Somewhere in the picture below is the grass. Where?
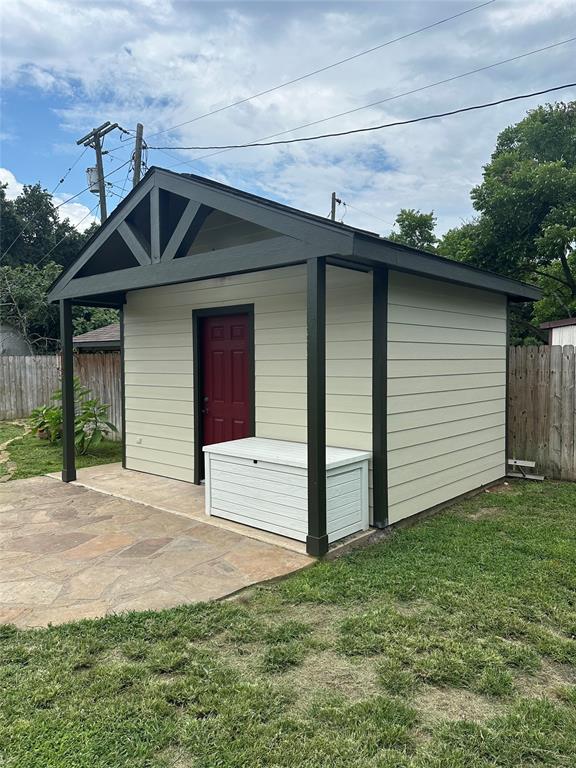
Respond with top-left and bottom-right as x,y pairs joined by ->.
1,480 -> 576,766
0,421 -> 122,480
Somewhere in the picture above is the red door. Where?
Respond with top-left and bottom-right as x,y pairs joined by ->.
201,314 -> 251,447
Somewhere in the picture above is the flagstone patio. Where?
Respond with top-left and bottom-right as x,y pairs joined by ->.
0,475 -> 310,628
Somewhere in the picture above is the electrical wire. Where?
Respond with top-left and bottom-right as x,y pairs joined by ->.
340,200 -> 396,230
35,202 -> 100,269
101,0 -> 495,159
51,146 -> 89,196
148,82 -> 576,152
0,158 -> 132,262
150,36 -> 576,166
141,0 -> 495,141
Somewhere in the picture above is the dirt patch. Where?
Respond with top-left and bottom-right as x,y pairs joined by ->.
516,660 -> 576,700
468,506 -> 504,521
283,650 -> 381,709
484,482 -> 520,495
415,685 -> 504,724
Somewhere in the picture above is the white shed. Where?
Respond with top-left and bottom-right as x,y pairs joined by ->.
540,318 -> 576,346
48,167 -> 541,556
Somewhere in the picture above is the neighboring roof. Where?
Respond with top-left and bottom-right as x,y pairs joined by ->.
48,166 -> 542,305
0,323 -> 30,355
540,318 -> 576,330
73,323 -> 120,349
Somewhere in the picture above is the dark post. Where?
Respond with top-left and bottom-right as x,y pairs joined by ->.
120,306 -> 127,469
60,299 -> 76,482
372,268 -> 388,527
306,257 -> 328,556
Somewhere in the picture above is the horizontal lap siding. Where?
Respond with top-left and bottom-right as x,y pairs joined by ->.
387,272 -> 506,524
124,264 -> 372,484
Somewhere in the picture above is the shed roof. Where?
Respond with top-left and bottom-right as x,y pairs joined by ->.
48,167 -> 542,306
539,318 -> 576,329
73,323 -> 120,349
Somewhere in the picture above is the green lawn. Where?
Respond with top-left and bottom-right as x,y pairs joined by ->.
0,421 -> 122,480
1,480 -> 576,766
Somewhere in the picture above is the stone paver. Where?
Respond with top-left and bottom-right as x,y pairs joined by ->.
0,476 -> 310,628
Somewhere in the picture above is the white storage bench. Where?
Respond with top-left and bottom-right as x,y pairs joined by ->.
203,437 -> 370,544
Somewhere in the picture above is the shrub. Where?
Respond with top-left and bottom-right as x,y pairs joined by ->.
29,377 -> 117,455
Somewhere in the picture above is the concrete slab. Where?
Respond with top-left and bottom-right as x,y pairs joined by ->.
0,476 -> 310,628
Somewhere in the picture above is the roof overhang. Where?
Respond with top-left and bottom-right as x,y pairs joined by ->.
48,166 -> 541,305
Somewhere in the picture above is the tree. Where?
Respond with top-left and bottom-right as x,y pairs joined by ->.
0,182 -> 113,351
0,182 -> 94,269
439,101 -> 576,335
389,208 -> 437,251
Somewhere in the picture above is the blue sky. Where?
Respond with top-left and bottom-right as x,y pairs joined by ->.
1,0 -> 575,236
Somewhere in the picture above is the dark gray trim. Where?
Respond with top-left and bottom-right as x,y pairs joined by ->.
157,169 -> 354,253
48,176 -> 155,299
353,237 -> 541,302
306,257 -> 328,557
162,199 -> 202,261
74,340 -> 121,351
48,166 -> 540,305
539,317 -> 576,329
192,304 -> 255,485
150,184 -> 161,263
120,306 -> 127,469
117,220 -> 151,266
372,268 -> 388,528
50,236 -> 313,301
505,298 -> 510,473
60,299 -> 76,483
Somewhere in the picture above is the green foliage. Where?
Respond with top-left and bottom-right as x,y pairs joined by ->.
2,481 -> 576,765
28,378 -> 117,455
28,404 -> 63,444
389,208 -> 437,251
439,101 -> 576,338
0,183 -> 109,352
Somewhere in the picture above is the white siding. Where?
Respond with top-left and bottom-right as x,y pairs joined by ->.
123,264 -> 372,483
387,272 -> 507,524
551,326 -> 576,346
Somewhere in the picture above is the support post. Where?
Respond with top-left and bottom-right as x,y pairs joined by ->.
306,257 -> 328,556
120,306 -> 127,469
372,268 -> 389,527
60,299 -> 76,482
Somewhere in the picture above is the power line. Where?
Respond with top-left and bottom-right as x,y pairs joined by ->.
152,36 -> 576,165
35,202 -> 100,269
340,201 -> 396,230
0,158 -> 132,262
148,82 -> 576,151
50,146 -> 89,196
140,0 -> 495,142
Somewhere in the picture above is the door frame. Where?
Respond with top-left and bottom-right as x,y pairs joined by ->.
192,304 -> 255,484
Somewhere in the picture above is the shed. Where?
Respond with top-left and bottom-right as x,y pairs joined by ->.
73,323 -> 121,351
540,318 -> 576,346
48,167 -> 541,555
0,322 -> 30,355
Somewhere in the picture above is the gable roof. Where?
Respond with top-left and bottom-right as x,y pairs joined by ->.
48,166 -> 541,305
540,318 -> 576,330
73,323 -> 120,349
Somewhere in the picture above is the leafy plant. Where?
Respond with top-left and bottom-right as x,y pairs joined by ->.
28,377 -> 117,455
29,404 -> 63,443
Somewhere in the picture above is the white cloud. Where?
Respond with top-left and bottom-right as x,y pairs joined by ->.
0,167 -> 98,232
2,0 -> 575,238
0,168 -> 24,199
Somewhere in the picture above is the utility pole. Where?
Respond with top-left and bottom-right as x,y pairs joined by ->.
132,123 -> 144,188
330,192 -> 341,221
77,121 -> 118,223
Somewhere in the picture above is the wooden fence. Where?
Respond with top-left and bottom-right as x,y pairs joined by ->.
508,345 -> 576,481
2,346 -> 576,478
0,353 -> 122,439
